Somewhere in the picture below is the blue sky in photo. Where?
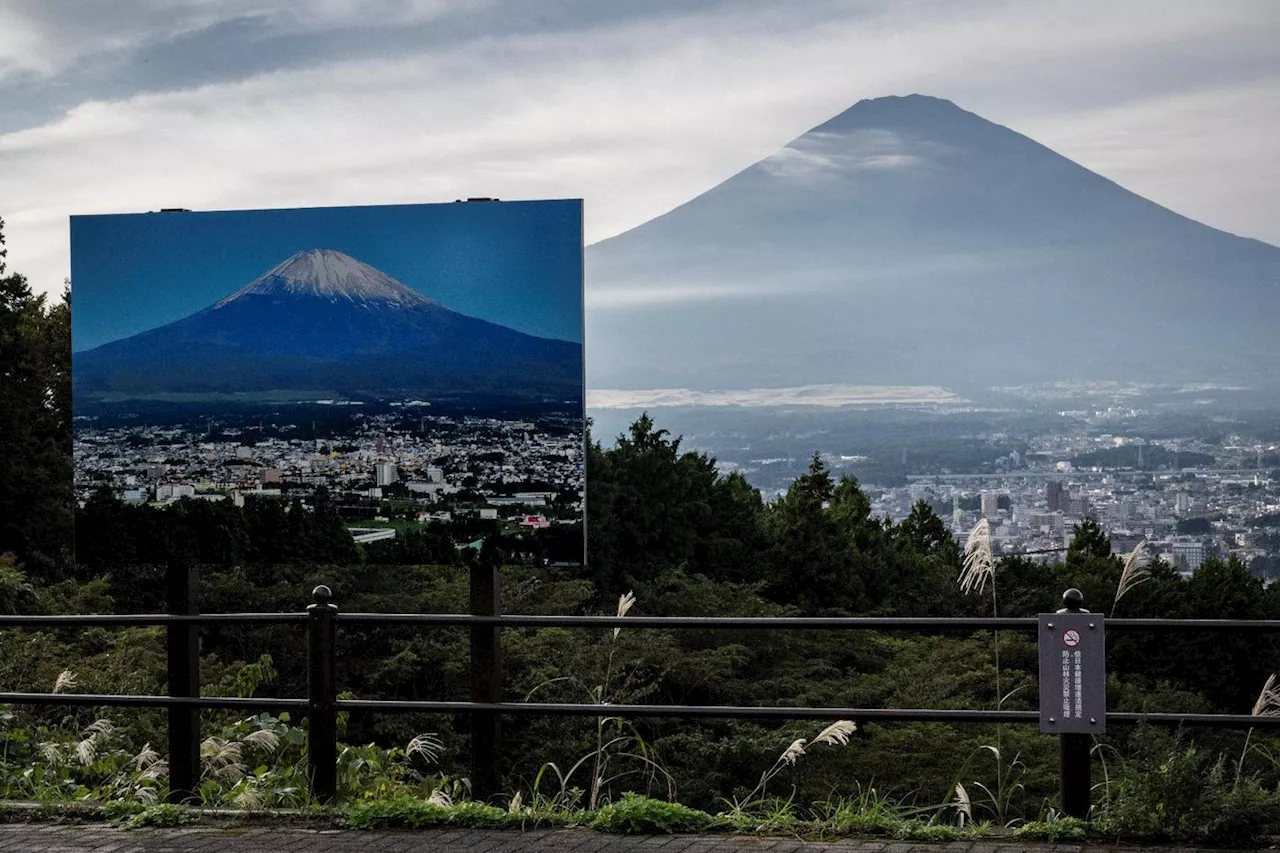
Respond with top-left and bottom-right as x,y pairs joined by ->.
71,199 -> 583,351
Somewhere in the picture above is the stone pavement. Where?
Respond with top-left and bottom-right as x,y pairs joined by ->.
0,825 -> 1254,853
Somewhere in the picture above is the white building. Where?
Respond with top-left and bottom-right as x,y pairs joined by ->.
1172,539 -> 1207,572
375,462 -> 398,487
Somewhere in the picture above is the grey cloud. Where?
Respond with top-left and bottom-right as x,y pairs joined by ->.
0,0 -> 1277,296
0,0 -> 873,131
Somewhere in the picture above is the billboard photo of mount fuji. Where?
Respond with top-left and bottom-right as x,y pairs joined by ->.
71,201 -> 586,561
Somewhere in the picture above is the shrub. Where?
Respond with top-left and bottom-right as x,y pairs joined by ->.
344,796 -> 509,830
590,793 -> 714,834
1098,730 -> 1280,845
892,820 -> 960,841
1015,816 -> 1087,842
119,804 -> 199,829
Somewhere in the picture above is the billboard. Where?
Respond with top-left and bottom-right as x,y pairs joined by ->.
71,200 -> 584,563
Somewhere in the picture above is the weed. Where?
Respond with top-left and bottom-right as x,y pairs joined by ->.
1098,728 -> 1280,845
525,591 -> 674,810
590,793 -> 714,834
810,783 -> 922,836
724,719 -> 856,819
893,819 -> 961,841
1015,814 -> 1088,842
118,803 -> 199,829
951,743 -> 1027,826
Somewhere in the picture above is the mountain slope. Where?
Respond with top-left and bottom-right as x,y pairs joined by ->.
75,249 -> 582,402
585,95 -> 1280,393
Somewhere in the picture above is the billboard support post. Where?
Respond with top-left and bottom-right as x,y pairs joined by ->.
307,585 -> 339,802
166,562 -> 200,804
470,551 -> 502,802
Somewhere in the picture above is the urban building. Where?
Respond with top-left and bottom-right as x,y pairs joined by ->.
1047,480 -> 1065,512
1172,539 -> 1207,572
375,462 -> 398,487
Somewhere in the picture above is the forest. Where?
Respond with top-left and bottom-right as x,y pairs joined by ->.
4,218 -> 1280,842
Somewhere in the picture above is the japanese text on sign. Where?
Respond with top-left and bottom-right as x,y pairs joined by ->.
1038,612 -> 1106,733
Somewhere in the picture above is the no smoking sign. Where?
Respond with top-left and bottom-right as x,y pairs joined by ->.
1039,611 -> 1106,733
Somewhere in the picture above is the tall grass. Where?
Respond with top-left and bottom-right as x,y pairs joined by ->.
1113,540 -> 1151,613
1236,673 -> 1280,790
526,590 -> 672,811
960,519 -> 999,706
723,720 -> 856,822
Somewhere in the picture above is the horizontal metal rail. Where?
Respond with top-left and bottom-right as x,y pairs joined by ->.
4,580 -> 1278,812
0,613 -> 307,627
5,691 -> 1277,731
1105,618 -> 1280,630
2,613 -> 1275,631
336,614 -> 1042,629
338,701 -> 1280,729
0,692 -> 307,711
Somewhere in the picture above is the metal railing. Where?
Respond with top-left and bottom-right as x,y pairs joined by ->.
2,562 -> 1279,818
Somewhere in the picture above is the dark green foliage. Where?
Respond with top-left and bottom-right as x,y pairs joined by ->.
1176,517 -> 1212,535
343,797 -> 521,829
0,219 -> 72,574
589,793 -> 714,834
1014,816 -> 1087,841
1099,728 -> 1280,845
764,456 -> 871,613
586,415 -> 768,591
77,487 -> 358,574
117,804 -> 199,829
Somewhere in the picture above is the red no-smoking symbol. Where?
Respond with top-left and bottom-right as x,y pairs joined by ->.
1062,629 -> 1081,647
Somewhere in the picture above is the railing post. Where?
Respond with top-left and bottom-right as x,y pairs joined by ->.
166,561 -> 200,804
470,552 -> 502,801
1058,587 -> 1092,819
307,584 -> 338,803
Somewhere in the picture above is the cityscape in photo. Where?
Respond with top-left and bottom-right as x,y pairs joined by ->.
71,200 -> 585,563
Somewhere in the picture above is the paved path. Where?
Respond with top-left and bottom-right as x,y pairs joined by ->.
0,825 -> 1252,853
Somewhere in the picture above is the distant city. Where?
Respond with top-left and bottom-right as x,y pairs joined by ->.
863,416 -> 1276,575
595,399 -> 1280,579
74,405 -> 584,552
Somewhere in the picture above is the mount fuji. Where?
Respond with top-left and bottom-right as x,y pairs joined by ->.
74,249 -> 582,403
585,94 -> 1280,395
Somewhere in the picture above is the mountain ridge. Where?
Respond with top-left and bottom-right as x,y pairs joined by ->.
75,249 -> 583,405
214,248 -> 438,309
585,94 -> 1280,393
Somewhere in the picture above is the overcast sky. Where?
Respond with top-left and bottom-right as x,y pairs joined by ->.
1,0 -> 1277,298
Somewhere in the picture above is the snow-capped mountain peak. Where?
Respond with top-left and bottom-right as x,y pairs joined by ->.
215,249 -> 435,308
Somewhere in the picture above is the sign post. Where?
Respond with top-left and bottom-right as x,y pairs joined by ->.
1039,588 -> 1105,819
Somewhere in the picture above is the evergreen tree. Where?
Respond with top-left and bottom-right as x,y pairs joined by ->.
765,455 -> 869,613
586,413 -> 764,591
0,219 -> 72,572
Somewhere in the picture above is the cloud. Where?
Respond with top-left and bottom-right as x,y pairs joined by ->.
0,0 -> 477,80
0,0 -> 268,79
587,384 -> 966,408
0,0 -> 1277,296
759,130 -> 931,179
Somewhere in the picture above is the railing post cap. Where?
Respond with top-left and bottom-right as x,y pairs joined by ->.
310,585 -> 335,610
1062,588 -> 1085,611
